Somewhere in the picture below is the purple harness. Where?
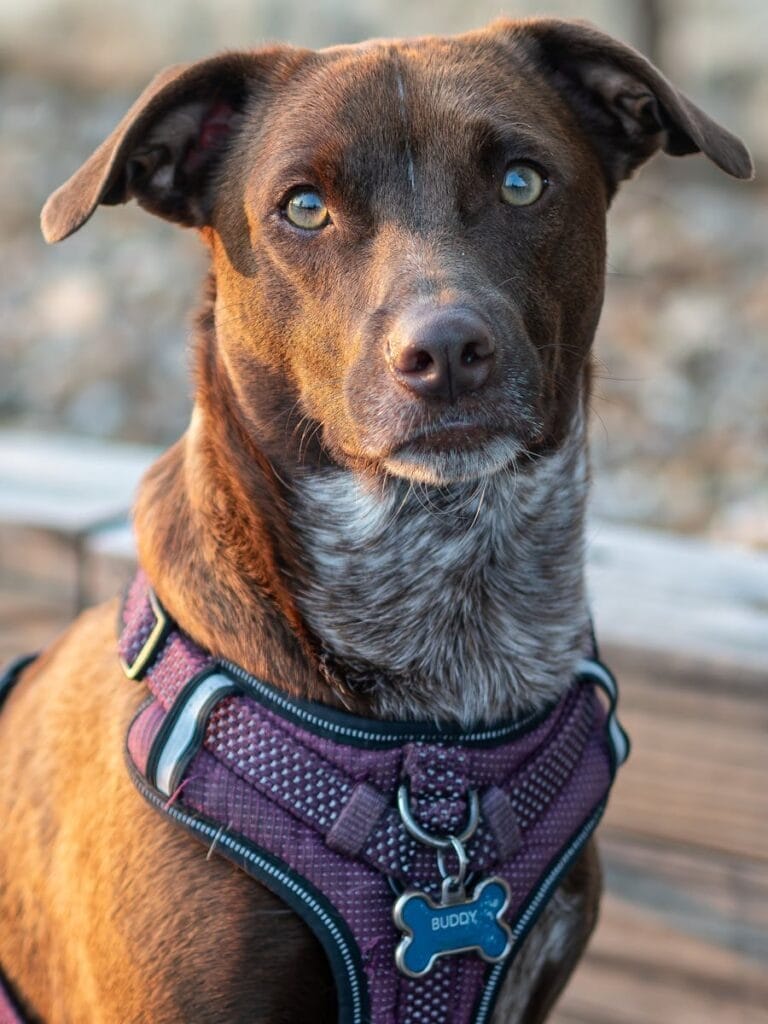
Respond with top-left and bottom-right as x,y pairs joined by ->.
0,576 -> 628,1024
121,572 -> 628,1023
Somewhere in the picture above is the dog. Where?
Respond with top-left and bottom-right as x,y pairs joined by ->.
0,17 -> 751,1024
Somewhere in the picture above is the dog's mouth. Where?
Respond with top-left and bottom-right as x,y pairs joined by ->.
327,401 -> 543,485
381,430 -> 524,485
390,420 -> 497,455
345,418 -> 527,485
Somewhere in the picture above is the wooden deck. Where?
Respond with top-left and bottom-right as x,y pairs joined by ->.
554,645 -> 767,1024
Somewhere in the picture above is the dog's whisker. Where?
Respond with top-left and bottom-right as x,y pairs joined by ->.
298,421 -> 324,463
467,478 -> 488,532
266,457 -> 294,493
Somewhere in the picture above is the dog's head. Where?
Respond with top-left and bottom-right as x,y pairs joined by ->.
42,19 -> 751,485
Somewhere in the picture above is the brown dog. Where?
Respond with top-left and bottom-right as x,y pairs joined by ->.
0,17 -> 751,1024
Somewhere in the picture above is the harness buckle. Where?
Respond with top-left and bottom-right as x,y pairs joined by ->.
120,588 -> 170,680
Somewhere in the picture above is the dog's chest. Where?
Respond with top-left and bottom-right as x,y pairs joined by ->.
291,440 -> 590,724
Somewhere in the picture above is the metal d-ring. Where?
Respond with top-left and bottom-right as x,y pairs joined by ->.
396,784 -> 480,851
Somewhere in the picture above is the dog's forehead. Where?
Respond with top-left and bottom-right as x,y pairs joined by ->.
253,37 -> 573,181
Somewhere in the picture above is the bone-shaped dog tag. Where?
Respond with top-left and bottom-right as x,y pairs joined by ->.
393,876 -> 513,978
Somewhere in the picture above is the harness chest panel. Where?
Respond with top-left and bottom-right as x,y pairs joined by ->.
120,572 -> 628,1024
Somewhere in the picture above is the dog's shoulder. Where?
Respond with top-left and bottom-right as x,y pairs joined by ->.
0,600 -> 338,1023
0,598 -> 128,763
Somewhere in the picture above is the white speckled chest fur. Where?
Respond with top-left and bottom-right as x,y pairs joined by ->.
292,413 -> 590,725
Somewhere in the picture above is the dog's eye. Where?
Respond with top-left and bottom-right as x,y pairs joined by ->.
500,164 -> 546,207
284,189 -> 330,230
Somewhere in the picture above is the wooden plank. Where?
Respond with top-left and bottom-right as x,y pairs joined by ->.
602,656 -> 768,861
555,646 -> 768,1022
554,893 -> 768,1024
599,831 -> 768,960
0,526 -> 81,597
587,522 -> 768,606
0,587 -> 70,663
603,642 -> 766,701
83,522 -> 137,605
605,719 -> 767,860
613,656 -> 768,724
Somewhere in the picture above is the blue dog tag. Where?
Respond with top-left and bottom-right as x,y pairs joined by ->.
393,876 -> 513,977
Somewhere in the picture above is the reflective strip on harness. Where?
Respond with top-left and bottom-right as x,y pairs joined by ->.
146,671 -> 239,795
577,657 -> 631,769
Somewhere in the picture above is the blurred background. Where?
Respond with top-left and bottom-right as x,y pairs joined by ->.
0,0 -> 766,543
0,3 -> 766,1023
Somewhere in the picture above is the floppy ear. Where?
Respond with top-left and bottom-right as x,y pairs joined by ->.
498,18 -> 753,191
41,50 -> 287,243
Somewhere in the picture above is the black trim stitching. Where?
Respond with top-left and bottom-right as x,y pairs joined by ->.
220,658 -> 565,750
0,962 -> 33,1024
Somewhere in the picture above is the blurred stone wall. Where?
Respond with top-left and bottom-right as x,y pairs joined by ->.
1,0 -> 766,545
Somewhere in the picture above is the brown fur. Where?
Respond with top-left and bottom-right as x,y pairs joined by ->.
1,18 -> 750,1023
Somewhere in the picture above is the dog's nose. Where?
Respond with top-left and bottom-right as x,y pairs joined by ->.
389,309 -> 496,401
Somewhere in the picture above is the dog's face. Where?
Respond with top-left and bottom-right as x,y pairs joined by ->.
41,20 -> 751,485
223,38 -> 607,485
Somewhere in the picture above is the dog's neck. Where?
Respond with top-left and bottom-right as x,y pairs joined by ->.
289,420 -> 591,725
134,313 -> 592,725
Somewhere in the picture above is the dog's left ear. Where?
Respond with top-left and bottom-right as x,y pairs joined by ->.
497,18 -> 753,190
41,49 -> 293,243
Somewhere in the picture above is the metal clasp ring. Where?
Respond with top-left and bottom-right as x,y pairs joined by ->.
437,834 -> 470,903
396,783 -> 480,850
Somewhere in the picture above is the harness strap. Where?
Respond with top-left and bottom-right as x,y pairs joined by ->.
0,655 -> 37,713
358,683 -> 596,880
327,782 -> 390,857
120,574 -> 629,888
480,787 -> 521,859
120,577 -> 614,888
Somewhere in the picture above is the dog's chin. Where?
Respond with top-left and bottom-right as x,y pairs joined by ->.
380,435 -> 523,485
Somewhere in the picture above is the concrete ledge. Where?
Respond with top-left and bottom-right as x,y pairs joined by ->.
587,523 -> 768,676
0,430 -> 158,534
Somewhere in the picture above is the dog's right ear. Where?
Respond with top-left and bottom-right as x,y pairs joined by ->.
490,18 -> 753,192
41,50 -> 290,243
